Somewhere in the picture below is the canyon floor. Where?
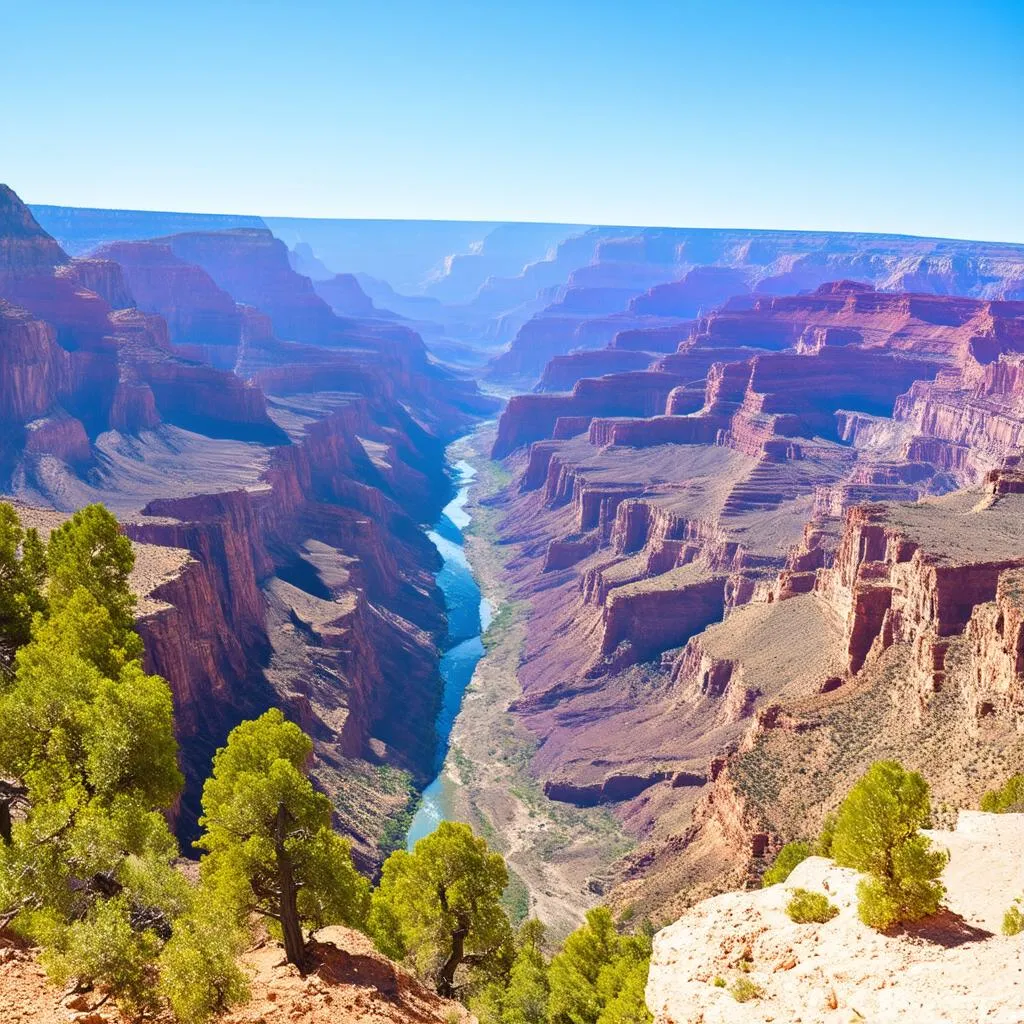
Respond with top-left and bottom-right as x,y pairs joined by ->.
428,426 -> 634,939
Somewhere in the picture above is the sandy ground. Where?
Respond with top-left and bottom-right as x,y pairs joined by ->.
0,926 -> 469,1024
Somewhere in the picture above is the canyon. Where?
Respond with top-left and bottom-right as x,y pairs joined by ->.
481,273 -> 1024,925
8,185 -> 1024,994
0,183 -> 497,867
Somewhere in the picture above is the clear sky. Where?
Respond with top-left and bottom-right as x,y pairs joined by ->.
3,0 -> 1022,241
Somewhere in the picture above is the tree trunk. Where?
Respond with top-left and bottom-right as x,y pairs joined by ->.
436,917 -> 468,998
0,800 -> 11,847
0,782 -> 26,847
274,802 -> 307,970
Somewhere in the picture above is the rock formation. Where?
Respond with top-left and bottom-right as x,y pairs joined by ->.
647,812 -> 1024,1024
484,274 -> 1024,922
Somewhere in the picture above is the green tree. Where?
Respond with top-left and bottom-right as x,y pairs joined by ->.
831,760 -> 946,930
370,820 -> 512,997
473,918 -> 550,1024
197,709 -> 369,969
0,503 -> 250,1021
548,908 -> 652,1024
0,576 -> 195,1011
596,958 -> 651,1024
46,504 -> 140,656
0,502 -> 46,674
981,774 -> 1024,813
158,900 -> 251,1024
761,841 -> 811,887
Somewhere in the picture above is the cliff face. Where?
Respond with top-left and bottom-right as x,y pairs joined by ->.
482,276 -> 1024,923
488,232 -> 1024,382
0,186 -> 285,490
0,183 -> 495,867
125,399 -> 451,859
95,239 -> 244,369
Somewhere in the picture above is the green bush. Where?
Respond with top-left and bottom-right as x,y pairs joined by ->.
981,775 -> 1024,813
728,977 -> 762,1003
761,842 -> 811,887
1003,900 -> 1024,937
832,761 -> 946,930
815,812 -> 837,856
785,888 -> 838,924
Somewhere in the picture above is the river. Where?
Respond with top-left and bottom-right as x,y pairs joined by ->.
406,455 -> 491,848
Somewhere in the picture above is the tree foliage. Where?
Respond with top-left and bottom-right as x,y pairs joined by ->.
197,708 -> 369,968
473,918 -> 550,1024
46,504 -> 139,647
0,502 -> 247,1021
0,502 -> 46,674
831,760 -> 946,930
980,774 -> 1024,813
761,841 -> 811,887
370,819 -> 512,997
547,907 -> 653,1024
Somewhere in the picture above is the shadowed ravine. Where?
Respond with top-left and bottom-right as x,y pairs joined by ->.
406,452 -> 492,848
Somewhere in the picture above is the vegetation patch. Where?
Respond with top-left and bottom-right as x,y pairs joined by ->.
785,888 -> 839,924
761,841 -> 811,887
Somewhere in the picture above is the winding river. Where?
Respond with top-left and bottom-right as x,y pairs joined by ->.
406,456 -> 491,848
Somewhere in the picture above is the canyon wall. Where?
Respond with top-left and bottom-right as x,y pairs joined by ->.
0,183 -> 496,868
484,276 -> 1024,922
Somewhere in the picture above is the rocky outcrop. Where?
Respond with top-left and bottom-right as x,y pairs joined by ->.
313,272 -> 380,317
492,371 -> 687,456
95,240 -> 244,368
0,301 -> 71,423
815,492 -> 1024,684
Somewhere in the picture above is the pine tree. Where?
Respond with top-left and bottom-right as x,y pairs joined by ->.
196,708 -> 370,969
831,760 -> 947,930
370,820 -> 513,997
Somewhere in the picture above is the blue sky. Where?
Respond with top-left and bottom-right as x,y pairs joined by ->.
3,0 -> 1022,240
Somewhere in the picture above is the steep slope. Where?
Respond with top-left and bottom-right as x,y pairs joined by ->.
481,280 -> 1024,921
0,183 -> 496,866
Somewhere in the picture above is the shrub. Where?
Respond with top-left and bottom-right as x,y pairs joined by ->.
712,976 -> 726,988
1003,900 -> 1024,937
831,761 -> 946,930
981,775 -> 1024,813
815,812 -> 837,856
785,888 -> 838,924
728,977 -> 762,1003
761,842 -> 811,887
